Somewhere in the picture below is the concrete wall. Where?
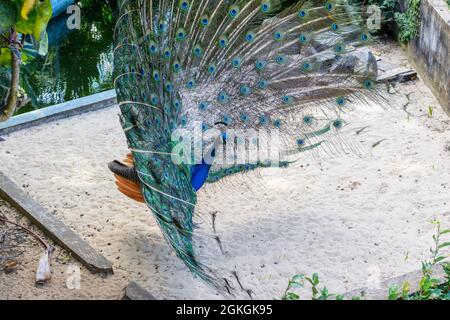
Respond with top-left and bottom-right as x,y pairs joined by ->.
400,0 -> 450,112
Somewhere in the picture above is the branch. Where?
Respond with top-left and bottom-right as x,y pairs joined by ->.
0,217 -> 50,249
0,29 -> 21,122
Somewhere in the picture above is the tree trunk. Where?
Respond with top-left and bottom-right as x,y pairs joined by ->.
0,32 -> 20,122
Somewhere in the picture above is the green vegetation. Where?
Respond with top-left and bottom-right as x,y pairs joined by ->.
282,221 -> 450,300
389,221 -> 450,300
0,0 -> 52,121
366,0 -> 422,43
282,273 -> 352,300
394,0 -> 422,43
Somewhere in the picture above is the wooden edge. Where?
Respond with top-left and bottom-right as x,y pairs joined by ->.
122,281 -> 157,300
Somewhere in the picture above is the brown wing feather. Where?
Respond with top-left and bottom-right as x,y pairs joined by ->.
113,154 -> 145,203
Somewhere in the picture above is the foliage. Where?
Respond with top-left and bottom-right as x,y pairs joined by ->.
0,0 -> 52,66
394,0 -> 422,43
389,221 -> 450,300
0,0 -> 52,47
0,0 -> 52,121
282,221 -> 450,300
281,273 -> 356,300
365,0 -> 422,43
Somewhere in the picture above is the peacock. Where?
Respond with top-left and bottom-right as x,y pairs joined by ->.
110,0 -> 387,296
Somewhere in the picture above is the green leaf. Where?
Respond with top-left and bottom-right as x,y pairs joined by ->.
15,0 -> 52,40
401,281 -> 410,299
438,242 -> 450,249
0,2 -> 18,34
21,0 -> 37,20
284,292 -> 300,300
388,286 -> 400,300
434,256 -> 447,263
0,48 -> 12,66
335,295 -> 344,300
440,229 -> 450,235
421,277 -> 432,292
319,287 -> 330,300
429,289 -> 442,298
292,274 -> 305,282
312,273 -> 319,285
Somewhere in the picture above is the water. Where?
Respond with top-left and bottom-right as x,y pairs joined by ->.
17,0 -> 114,115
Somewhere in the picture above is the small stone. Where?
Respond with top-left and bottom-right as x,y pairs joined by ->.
3,260 -> 17,274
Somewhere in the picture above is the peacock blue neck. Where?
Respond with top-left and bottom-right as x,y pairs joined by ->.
190,132 -> 226,191
190,161 -> 212,192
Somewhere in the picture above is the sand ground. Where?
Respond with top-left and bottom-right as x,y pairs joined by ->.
0,40 -> 449,299
0,199 -> 128,299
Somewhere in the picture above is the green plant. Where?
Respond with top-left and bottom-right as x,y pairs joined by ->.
282,221 -> 450,300
394,0 -> 422,43
281,273 -> 358,300
391,221 -> 450,300
0,0 -> 52,121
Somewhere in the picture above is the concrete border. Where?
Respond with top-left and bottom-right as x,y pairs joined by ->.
0,171 -> 113,274
0,90 -> 117,135
342,264 -> 446,300
122,282 -> 157,300
399,0 -> 450,113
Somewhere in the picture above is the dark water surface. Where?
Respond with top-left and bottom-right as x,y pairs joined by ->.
17,0 -> 114,115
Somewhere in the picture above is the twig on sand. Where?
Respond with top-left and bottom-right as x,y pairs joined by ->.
0,217 -> 54,284
372,139 -> 387,148
356,126 -> 369,135
0,217 -> 49,249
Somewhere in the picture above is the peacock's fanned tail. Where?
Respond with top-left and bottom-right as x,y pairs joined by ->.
112,0 -> 387,294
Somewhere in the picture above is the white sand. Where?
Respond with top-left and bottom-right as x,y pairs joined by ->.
1,41 -> 449,299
